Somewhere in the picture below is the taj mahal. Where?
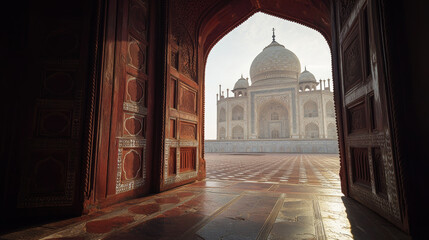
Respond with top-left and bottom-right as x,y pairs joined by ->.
206,31 -> 338,153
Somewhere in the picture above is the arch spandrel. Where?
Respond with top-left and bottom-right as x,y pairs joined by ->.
198,0 -> 331,61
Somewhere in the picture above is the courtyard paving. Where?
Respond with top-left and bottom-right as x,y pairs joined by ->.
0,153 -> 410,240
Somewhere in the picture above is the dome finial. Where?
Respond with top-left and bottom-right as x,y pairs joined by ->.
305,66 -> 307,71
272,28 -> 276,42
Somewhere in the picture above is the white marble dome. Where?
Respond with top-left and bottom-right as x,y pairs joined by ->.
249,40 -> 301,86
299,68 -> 317,83
233,75 -> 249,90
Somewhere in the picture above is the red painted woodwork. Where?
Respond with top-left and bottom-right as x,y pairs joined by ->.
180,147 -> 196,172
170,78 -> 178,109
163,0 -> 409,233
169,119 -> 176,139
1,0 -> 420,236
169,148 -> 177,176
88,0 -> 157,210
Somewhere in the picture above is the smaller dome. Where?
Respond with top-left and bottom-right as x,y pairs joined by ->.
299,68 -> 317,83
233,75 -> 249,90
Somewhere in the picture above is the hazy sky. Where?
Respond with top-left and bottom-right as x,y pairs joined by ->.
204,12 -> 332,140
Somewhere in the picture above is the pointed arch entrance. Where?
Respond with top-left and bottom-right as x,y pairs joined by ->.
158,0 -> 408,233
0,0 -> 420,236
257,100 -> 290,139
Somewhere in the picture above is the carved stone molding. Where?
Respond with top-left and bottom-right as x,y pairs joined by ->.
256,95 -> 290,110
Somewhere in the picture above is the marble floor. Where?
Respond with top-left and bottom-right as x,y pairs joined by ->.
0,154 -> 410,240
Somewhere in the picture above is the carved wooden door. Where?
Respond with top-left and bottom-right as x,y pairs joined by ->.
336,0 -> 407,231
158,2 -> 202,191
5,1 -> 92,217
94,0 -> 155,204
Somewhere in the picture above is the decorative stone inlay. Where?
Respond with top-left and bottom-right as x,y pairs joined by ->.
115,144 -> 147,193
127,35 -> 146,72
118,138 -> 146,148
163,139 -> 198,186
122,149 -> 142,180
126,77 -> 145,104
124,115 -> 143,136
123,102 -> 147,115
256,95 -> 289,109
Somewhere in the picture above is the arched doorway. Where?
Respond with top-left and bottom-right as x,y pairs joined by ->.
232,125 -> 244,139
190,0 -> 407,233
257,101 -> 289,139
304,101 -> 318,117
305,123 -> 320,138
218,127 -> 226,139
231,105 -> 244,120
0,0 -> 416,237
219,107 -> 226,122
327,123 -> 337,139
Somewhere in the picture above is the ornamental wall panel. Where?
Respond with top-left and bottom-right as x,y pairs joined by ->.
16,2 -> 89,211
179,84 -> 197,114
113,0 -> 150,195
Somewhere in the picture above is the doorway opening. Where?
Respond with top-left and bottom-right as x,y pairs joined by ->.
204,13 -> 339,186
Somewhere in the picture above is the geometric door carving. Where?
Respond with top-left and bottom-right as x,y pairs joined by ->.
338,0 -> 406,230
16,3 -> 89,210
115,0 -> 149,194
161,8 -> 200,190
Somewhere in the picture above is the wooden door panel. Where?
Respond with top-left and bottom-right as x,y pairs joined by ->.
110,0 -> 150,195
93,0 -> 154,206
160,9 -> 201,190
337,0 -> 406,230
10,0 -> 92,216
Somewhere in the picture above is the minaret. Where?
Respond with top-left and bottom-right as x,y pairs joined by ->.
272,28 -> 276,42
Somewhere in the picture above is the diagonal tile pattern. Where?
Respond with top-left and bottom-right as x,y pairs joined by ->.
206,153 -> 341,188
0,154 -> 410,240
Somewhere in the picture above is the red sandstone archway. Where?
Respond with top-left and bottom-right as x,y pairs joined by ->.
191,1 -> 346,192
166,0 -> 407,233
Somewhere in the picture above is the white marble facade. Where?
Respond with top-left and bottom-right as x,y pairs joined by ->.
217,36 -> 337,141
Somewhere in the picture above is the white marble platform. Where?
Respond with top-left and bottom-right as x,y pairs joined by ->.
205,139 -> 339,153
